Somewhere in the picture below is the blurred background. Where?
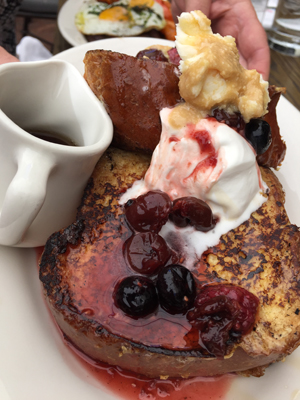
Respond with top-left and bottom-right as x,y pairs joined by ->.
15,0 -> 280,54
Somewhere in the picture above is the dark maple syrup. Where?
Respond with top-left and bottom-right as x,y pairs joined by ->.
28,129 -> 78,146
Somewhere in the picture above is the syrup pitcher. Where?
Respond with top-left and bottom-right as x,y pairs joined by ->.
0,59 -> 113,247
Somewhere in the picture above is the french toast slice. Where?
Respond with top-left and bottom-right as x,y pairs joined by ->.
83,50 -> 181,154
84,49 -> 286,169
39,146 -> 300,378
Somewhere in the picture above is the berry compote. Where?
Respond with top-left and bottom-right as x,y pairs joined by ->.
157,264 -> 196,314
118,189 -> 259,358
245,119 -> 272,155
125,190 -> 172,233
187,284 -> 259,357
169,196 -> 216,231
114,275 -> 159,318
124,232 -> 171,275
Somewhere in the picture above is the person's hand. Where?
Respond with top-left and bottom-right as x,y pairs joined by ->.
210,0 -> 270,80
171,0 -> 270,80
172,0 -> 211,20
0,47 -> 19,65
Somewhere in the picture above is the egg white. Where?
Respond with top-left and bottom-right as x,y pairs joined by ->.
75,0 -> 166,36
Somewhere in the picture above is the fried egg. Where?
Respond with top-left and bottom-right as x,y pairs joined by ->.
75,0 -> 166,36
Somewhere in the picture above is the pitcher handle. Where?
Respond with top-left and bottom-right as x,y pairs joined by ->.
0,148 -> 54,246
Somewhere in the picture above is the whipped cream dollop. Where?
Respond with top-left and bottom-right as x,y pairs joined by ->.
121,108 -> 267,219
120,108 -> 267,263
176,11 -> 270,122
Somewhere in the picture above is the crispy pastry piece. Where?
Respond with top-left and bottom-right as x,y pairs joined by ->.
40,147 -> 300,379
83,50 -> 181,153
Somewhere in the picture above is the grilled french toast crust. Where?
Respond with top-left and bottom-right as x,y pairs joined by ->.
39,147 -> 300,378
83,50 -> 182,154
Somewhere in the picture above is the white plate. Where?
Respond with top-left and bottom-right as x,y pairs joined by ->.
53,36 -> 175,72
58,0 -> 88,47
1,38 -> 300,400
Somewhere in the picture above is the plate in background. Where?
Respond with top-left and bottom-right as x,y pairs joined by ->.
58,0 -> 89,47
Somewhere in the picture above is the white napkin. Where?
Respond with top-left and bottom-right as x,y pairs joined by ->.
16,36 -> 52,62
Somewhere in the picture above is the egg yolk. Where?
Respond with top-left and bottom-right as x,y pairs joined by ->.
129,0 -> 155,8
99,6 -> 129,21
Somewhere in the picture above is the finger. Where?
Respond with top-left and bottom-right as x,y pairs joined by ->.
184,0 -> 211,15
245,46 -> 270,81
236,18 -> 270,79
171,0 -> 185,21
172,0 -> 211,21
210,0 -> 270,80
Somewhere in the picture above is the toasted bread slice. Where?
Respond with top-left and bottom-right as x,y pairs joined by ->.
83,50 -> 181,154
84,49 -> 286,168
39,147 -> 300,378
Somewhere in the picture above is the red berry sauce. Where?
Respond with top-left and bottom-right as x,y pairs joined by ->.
37,245 -> 235,400
64,335 -> 234,400
186,125 -> 219,177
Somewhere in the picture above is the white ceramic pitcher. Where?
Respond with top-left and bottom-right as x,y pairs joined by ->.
0,59 -> 113,247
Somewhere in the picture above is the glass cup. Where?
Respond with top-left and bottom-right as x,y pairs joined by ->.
268,0 -> 300,56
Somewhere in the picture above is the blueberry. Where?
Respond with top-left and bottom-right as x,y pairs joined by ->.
245,119 -> 272,155
156,265 -> 196,314
114,276 -> 158,318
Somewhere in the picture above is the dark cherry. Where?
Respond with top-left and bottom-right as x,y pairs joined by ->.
156,264 -> 196,314
167,47 -> 181,66
114,276 -> 158,318
125,190 -> 172,233
169,197 -> 216,232
136,49 -> 168,62
124,232 -> 171,275
211,108 -> 245,133
245,119 -> 272,155
187,284 -> 259,357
